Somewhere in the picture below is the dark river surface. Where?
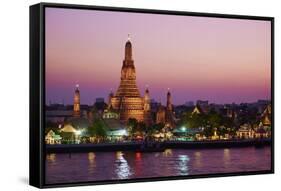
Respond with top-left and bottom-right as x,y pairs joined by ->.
45,146 -> 271,184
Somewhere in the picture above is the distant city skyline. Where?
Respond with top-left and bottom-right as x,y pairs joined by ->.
46,8 -> 271,105
46,96 -> 270,106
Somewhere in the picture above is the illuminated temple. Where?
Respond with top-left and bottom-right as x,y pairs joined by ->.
105,36 -> 176,127
108,36 -> 149,123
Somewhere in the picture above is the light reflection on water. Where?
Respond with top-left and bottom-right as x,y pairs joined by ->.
223,149 -> 231,167
193,151 -> 202,168
46,146 -> 271,184
115,151 -> 132,179
46,153 -> 56,164
88,152 -> 96,174
178,154 -> 189,175
163,149 -> 173,157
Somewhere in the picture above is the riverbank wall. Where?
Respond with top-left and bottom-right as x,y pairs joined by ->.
46,139 -> 271,153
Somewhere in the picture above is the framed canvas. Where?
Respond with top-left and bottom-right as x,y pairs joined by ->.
29,2 -> 274,188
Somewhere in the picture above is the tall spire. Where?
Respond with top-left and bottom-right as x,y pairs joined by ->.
125,34 -> 132,61
167,88 -> 172,111
117,35 -> 140,95
144,85 -> 152,125
108,88 -> 114,109
144,86 -> 150,111
165,88 -> 175,128
73,84 -> 80,117
111,37 -> 144,122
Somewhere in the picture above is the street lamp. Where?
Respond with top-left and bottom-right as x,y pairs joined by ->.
181,126 -> 187,132
181,126 -> 187,140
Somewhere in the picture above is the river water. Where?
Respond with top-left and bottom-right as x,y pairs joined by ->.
45,146 -> 271,184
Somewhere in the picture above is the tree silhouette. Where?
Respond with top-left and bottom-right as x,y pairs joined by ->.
88,118 -> 107,142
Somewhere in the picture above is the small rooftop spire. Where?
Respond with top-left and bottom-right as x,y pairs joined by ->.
145,85 -> 149,94
127,33 -> 131,41
75,84 -> 79,91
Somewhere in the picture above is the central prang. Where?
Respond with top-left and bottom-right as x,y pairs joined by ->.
105,36 -> 175,128
109,37 -> 148,123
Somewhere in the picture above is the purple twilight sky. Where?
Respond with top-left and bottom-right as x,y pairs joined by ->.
45,8 -> 271,105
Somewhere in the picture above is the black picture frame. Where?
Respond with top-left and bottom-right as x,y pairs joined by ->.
30,2 -> 274,188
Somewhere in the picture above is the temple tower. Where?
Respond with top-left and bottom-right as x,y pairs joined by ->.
73,84 -> 80,117
115,35 -> 140,97
166,89 -> 175,128
167,88 -> 173,111
144,86 -> 151,111
110,35 -> 144,122
156,103 -> 166,124
108,89 -> 114,109
144,86 -> 152,125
